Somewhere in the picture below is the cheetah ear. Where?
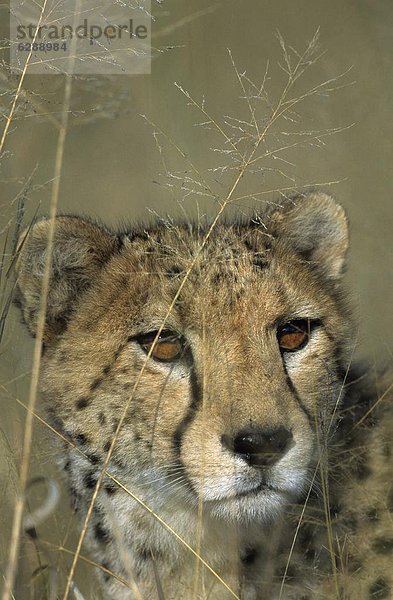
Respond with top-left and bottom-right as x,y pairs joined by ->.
269,192 -> 349,280
14,216 -> 119,342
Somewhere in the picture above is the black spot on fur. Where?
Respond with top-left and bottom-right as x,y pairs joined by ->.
84,472 -> 97,489
102,365 -> 111,375
298,247 -> 315,263
25,526 -> 38,539
329,504 -> 341,520
366,507 -> 379,522
372,537 -> 393,554
137,547 -> 150,561
87,453 -> 101,465
76,397 -> 91,410
64,459 -> 71,472
253,256 -> 269,270
76,433 -> 89,445
90,377 -> 103,391
94,522 -> 110,544
103,441 -> 111,452
105,483 -> 117,496
369,578 -> 391,599
241,547 -> 258,566
166,265 -> 182,277
98,412 -> 106,425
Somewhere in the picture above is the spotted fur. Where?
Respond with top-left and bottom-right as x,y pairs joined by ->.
14,193 -> 393,599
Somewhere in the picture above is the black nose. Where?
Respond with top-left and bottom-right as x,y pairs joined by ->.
222,427 -> 293,467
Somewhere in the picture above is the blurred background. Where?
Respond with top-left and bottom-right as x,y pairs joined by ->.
1,0 -> 392,597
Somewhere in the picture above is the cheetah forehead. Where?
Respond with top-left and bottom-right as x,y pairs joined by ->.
121,223 -> 275,284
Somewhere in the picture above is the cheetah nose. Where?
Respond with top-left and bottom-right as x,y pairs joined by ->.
222,427 -> 293,467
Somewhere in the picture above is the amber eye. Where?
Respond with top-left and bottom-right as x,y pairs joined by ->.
135,330 -> 185,362
277,319 -> 311,352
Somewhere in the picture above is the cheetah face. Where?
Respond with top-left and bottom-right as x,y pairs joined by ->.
15,192 -> 351,523
119,311 -> 343,523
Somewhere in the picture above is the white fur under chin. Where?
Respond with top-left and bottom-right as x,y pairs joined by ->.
195,465 -> 308,523
207,487 -> 295,524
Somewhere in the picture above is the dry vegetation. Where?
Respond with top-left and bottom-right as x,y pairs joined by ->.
1,7 -> 389,600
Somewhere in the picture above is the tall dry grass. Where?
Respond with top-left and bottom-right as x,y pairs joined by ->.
1,9 -> 383,599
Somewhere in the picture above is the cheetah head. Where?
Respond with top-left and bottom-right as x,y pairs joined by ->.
15,192 -> 351,523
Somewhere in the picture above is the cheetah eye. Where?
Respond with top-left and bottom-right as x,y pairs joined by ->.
277,319 -> 313,352
135,330 -> 185,363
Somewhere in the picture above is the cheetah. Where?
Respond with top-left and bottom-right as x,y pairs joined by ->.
14,191 -> 393,599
